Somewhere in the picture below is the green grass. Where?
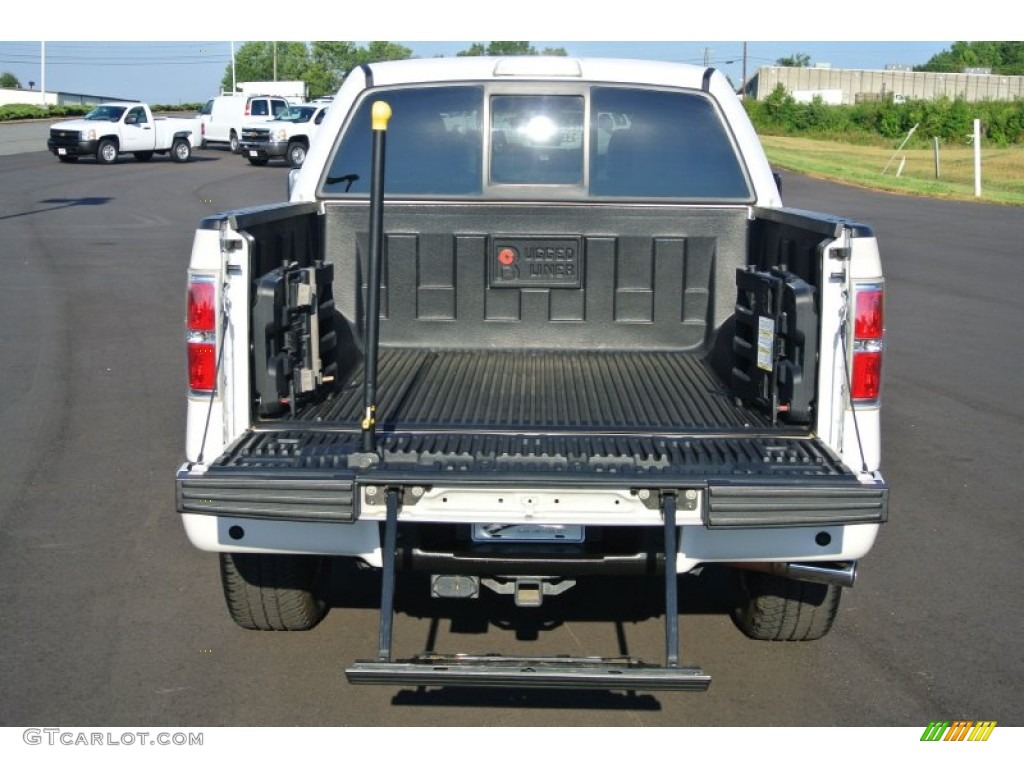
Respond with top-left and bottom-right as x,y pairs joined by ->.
760,135 -> 1024,206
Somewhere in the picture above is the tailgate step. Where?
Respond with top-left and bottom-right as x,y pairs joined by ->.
344,490 -> 710,691
346,655 -> 711,691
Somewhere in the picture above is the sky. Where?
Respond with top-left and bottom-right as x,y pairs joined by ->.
0,41 -> 955,105
0,1 -> 992,105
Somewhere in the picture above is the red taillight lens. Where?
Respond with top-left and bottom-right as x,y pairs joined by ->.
187,281 -> 216,332
851,350 -> 882,401
187,343 -> 217,392
852,284 -> 884,402
855,290 -> 884,340
187,278 -> 217,392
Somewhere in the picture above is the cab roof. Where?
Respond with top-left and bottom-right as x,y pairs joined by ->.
361,57 -> 719,92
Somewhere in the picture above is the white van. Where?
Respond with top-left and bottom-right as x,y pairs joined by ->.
196,94 -> 292,152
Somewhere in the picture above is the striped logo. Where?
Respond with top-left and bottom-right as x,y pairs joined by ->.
920,721 -> 997,741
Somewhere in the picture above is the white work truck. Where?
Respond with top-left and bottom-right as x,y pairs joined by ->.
237,103 -> 329,167
47,102 -> 196,164
176,57 -> 888,691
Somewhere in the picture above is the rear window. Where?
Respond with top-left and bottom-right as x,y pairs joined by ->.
590,87 -> 749,199
324,85 -> 483,196
322,84 -> 749,200
490,95 -> 584,185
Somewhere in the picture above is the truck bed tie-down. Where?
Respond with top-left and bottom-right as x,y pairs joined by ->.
344,489 -> 712,691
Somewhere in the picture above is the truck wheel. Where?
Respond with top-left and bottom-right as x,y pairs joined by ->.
219,553 -> 329,631
287,142 -> 307,168
247,156 -> 269,167
171,139 -> 192,163
731,570 -> 841,641
97,139 -> 118,164
133,151 -> 154,162
229,131 -> 240,153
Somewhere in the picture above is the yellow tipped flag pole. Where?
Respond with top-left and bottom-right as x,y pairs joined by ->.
362,101 -> 392,453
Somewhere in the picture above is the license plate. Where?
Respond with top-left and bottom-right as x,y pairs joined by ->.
472,524 -> 584,543
57,148 -> 67,155
248,150 -> 259,157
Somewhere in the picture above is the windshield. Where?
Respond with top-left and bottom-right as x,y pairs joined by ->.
278,106 -> 316,123
84,105 -> 128,121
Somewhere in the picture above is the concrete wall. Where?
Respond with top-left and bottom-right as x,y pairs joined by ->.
0,88 -> 136,107
0,89 -> 57,106
751,67 -> 1024,104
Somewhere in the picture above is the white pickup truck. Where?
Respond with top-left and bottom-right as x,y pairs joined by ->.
176,57 -> 888,691
237,103 -> 329,167
47,102 -> 196,164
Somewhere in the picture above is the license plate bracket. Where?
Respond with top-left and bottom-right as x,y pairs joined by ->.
472,523 -> 584,543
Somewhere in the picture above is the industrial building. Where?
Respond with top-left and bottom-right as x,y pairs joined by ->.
746,66 -> 1024,104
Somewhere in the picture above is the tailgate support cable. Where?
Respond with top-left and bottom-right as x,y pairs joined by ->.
195,282 -> 231,467
838,278 -> 869,475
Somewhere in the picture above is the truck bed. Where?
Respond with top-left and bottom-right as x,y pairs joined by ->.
288,348 -> 773,433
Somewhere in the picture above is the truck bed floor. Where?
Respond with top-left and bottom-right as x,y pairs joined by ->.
285,348 -> 775,434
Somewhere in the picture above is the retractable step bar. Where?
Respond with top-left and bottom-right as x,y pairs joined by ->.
344,489 -> 711,691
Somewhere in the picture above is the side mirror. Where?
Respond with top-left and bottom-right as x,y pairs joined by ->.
772,171 -> 783,197
287,168 -> 301,200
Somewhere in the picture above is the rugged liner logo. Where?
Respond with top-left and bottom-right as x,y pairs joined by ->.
920,721 -> 997,741
490,236 -> 584,289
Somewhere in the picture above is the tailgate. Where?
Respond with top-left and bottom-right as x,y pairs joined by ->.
177,429 -> 887,527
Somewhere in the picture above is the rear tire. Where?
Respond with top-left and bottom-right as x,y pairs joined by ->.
229,130 -> 239,153
133,151 -> 154,162
97,139 -> 118,164
171,138 -> 191,163
731,570 -> 841,641
219,553 -> 329,631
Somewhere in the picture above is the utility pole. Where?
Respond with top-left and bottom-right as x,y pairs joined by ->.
41,41 -> 46,106
742,42 -> 748,96
230,41 -> 236,92
702,47 -> 713,68
273,41 -> 277,81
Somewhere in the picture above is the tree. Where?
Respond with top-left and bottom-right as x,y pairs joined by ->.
0,72 -> 21,89
358,41 -> 413,66
456,42 -> 566,57
776,53 -> 811,68
915,41 -> 1024,76
221,41 -> 413,99
221,42 -> 310,92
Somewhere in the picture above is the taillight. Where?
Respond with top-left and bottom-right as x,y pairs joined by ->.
244,102 -> 251,116
187,277 -> 217,392
851,284 -> 884,402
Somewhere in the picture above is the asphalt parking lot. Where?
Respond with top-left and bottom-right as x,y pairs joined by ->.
0,128 -> 1021,729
